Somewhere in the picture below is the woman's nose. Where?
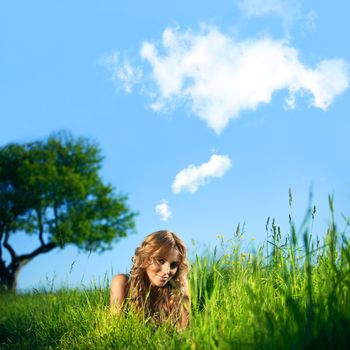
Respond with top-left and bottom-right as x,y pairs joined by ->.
162,263 -> 170,275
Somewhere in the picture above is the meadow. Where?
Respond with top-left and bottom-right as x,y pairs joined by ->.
1,196 -> 350,349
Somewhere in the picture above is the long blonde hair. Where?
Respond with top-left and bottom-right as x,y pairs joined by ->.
127,230 -> 190,326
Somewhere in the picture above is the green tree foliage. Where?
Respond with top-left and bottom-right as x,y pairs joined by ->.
0,131 -> 136,291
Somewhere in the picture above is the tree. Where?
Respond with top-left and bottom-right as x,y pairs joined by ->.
0,131 -> 136,291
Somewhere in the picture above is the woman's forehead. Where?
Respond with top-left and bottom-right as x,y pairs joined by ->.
154,247 -> 180,261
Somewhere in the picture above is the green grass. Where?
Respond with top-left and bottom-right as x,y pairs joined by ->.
1,196 -> 350,349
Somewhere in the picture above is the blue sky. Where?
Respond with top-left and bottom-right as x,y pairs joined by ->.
1,0 -> 350,291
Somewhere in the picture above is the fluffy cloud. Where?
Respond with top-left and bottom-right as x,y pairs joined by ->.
102,52 -> 142,93
155,200 -> 172,221
237,0 -> 298,21
140,27 -> 349,133
172,154 -> 232,194
236,0 -> 317,32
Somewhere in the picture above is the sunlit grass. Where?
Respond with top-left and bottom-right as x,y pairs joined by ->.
1,195 -> 350,349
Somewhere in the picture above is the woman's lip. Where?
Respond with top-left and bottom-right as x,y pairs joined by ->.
157,275 -> 168,280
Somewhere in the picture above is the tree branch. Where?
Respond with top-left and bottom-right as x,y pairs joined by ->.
0,223 -> 4,260
3,229 -> 16,261
0,225 -> 6,280
53,203 -> 64,247
36,208 -> 45,246
8,241 -> 57,273
53,203 -> 59,230
17,242 -> 57,264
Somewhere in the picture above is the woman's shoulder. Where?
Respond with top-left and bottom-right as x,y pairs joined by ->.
111,273 -> 130,286
110,274 -> 131,312
110,274 -> 130,299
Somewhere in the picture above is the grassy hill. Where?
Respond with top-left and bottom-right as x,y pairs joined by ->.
1,199 -> 350,349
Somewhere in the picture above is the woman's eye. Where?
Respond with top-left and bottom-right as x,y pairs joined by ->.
157,258 -> 165,264
170,262 -> 178,269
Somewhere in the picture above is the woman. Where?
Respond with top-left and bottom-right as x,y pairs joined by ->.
110,230 -> 190,328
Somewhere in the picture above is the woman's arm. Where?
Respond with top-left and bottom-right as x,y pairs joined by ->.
110,274 -> 129,314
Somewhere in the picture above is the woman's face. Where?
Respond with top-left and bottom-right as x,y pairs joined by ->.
145,248 -> 180,287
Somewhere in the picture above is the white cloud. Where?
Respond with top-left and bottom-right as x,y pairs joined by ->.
140,27 -> 349,133
155,200 -> 172,221
237,0 -> 298,21
101,52 -> 142,93
236,0 -> 317,32
172,154 -> 232,194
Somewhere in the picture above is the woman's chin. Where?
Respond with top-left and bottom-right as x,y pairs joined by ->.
151,279 -> 167,287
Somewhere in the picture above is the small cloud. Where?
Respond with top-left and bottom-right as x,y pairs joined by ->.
172,154 -> 232,194
101,52 -> 142,93
155,200 -> 172,221
237,0 -> 298,21
140,27 -> 349,133
236,0 -> 316,32
285,93 -> 296,109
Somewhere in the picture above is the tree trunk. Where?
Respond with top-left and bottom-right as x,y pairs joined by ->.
0,242 -> 56,292
0,259 -> 27,292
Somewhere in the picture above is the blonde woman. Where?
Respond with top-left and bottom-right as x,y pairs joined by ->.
110,230 -> 190,328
